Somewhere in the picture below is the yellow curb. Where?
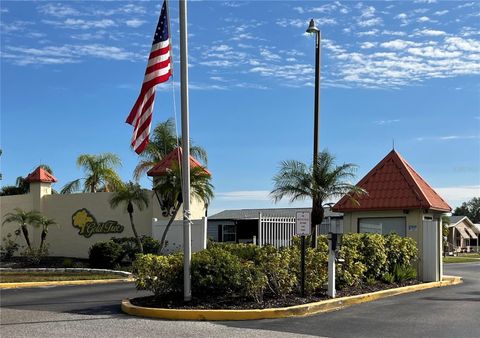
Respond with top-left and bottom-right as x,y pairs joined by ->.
121,276 -> 462,321
0,278 -> 134,289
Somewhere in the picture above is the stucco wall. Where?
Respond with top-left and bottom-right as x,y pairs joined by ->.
0,182 -> 207,258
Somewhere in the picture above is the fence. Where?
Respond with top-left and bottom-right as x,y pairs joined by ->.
258,213 -> 343,249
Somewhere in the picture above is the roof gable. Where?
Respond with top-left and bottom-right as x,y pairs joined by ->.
26,167 -> 57,183
147,147 -> 211,177
333,150 -> 451,212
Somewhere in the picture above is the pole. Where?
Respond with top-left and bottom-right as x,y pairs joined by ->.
327,234 -> 336,298
301,235 -> 306,297
311,30 -> 321,249
179,0 -> 191,302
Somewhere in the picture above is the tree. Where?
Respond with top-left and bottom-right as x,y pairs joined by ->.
453,197 -> 480,223
154,164 -> 214,252
38,216 -> 57,250
61,153 -> 122,194
109,181 -> 150,253
271,151 -> 366,248
133,118 -> 207,181
2,208 -> 42,249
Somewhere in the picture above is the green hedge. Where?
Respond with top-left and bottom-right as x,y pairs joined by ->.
133,233 -> 418,301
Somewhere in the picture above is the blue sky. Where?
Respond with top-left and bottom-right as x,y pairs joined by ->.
1,0 -> 479,215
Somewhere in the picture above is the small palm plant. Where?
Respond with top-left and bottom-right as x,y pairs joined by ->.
271,151 -> 366,248
38,216 -> 57,251
61,153 -> 122,193
109,181 -> 150,253
2,208 -> 42,249
154,164 -> 214,252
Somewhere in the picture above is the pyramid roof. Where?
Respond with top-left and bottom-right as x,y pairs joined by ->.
147,147 -> 211,177
25,167 -> 57,183
333,150 -> 451,212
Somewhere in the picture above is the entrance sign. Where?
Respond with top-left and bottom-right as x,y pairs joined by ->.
296,211 -> 311,236
72,209 -> 124,238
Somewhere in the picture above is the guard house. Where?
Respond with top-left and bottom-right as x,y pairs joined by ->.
333,150 -> 452,282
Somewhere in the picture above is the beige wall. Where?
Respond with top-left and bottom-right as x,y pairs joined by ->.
342,209 -> 444,280
0,182 -> 206,258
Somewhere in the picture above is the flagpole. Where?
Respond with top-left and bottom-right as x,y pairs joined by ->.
179,0 -> 192,302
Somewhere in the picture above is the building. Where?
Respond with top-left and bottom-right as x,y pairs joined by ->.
446,216 -> 479,253
333,150 -> 452,282
208,207 -> 343,248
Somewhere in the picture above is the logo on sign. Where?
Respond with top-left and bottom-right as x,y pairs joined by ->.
72,209 -> 124,238
296,211 -> 311,236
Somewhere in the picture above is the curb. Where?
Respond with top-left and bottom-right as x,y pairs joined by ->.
0,268 -> 134,289
121,276 -> 462,321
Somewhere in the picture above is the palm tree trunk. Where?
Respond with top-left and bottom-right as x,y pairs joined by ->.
40,230 -> 47,250
128,212 -> 144,254
21,225 -> 31,250
311,201 -> 324,249
159,202 -> 181,253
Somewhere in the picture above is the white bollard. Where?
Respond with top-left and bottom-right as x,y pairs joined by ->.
327,244 -> 336,298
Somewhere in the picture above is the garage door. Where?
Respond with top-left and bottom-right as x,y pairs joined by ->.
358,217 -> 406,237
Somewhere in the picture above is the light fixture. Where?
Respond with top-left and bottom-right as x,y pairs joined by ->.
306,19 -> 319,34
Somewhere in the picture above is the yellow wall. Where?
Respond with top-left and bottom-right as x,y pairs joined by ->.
0,182 -> 206,258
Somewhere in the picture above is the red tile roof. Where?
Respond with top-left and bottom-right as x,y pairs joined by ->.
332,150 -> 451,212
25,167 -> 57,183
147,147 -> 211,177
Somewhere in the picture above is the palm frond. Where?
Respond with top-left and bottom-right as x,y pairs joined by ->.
60,179 -> 82,194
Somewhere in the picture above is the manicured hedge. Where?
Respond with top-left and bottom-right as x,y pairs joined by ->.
133,233 -> 418,301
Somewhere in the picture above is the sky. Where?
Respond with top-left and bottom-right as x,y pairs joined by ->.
1,0 -> 479,215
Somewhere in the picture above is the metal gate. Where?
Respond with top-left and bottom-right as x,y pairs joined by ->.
258,213 -> 296,249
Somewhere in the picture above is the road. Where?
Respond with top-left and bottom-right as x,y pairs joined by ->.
1,263 -> 478,338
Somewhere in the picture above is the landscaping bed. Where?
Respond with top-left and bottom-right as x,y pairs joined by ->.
0,271 -> 124,283
130,279 -> 420,310
0,256 -> 89,269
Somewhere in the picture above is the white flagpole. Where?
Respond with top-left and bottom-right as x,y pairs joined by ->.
179,0 -> 192,302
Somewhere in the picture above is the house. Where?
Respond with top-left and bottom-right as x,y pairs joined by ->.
446,216 -> 479,253
333,150 -> 452,282
207,207 -> 343,248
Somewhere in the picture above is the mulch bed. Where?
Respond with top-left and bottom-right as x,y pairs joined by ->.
0,257 -> 90,269
131,280 -> 420,310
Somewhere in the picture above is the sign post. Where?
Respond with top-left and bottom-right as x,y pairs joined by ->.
296,211 -> 311,297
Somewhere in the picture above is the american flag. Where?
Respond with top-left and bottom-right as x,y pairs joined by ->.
126,0 -> 172,154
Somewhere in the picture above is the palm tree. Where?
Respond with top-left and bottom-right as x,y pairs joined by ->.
271,151 -> 366,248
133,118 -> 208,181
38,216 -> 57,250
61,153 -> 122,194
2,208 -> 42,249
109,181 -> 150,253
154,164 -> 214,252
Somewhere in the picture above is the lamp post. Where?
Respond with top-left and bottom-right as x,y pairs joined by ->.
306,19 -> 321,248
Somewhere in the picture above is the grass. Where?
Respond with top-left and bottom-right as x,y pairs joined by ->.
0,272 -> 124,283
443,256 -> 480,264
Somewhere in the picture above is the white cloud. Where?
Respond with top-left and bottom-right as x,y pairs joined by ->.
416,135 -> 480,141
417,16 -> 434,23
293,6 -> 304,14
125,19 -> 146,28
433,10 -> 449,16
416,29 -> 447,36
381,39 -> 421,50
43,18 -> 116,30
374,119 -> 400,125
434,186 -> 480,208
38,3 -> 79,17
216,190 -> 271,201
360,42 -> 377,49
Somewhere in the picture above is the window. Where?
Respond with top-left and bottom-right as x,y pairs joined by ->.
359,217 -> 406,237
222,224 -> 236,243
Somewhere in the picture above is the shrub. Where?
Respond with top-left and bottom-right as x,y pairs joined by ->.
111,236 -> 161,261
62,258 -> 74,268
384,234 -> 418,272
191,246 -> 245,297
21,246 -> 49,266
304,247 -> 328,294
258,246 -> 298,297
382,272 -> 395,284
392,264 -> 417,283
361,234 -> 387,279
240,261 -> 268,302
0,235 -> 20,260
336,234 -> 366,287
133,253 -> 183,297
89,241 -> 124,269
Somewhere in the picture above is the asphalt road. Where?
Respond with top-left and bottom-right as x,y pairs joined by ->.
1,263 -> 478,338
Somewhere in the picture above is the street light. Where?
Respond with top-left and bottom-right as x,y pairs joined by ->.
306,19 -> 321,248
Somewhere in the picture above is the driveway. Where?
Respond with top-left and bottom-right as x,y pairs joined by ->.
1,263 -> 478,338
